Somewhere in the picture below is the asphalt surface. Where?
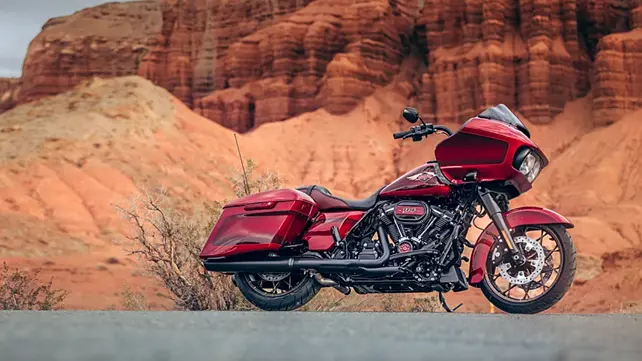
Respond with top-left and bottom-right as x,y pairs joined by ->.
0,311 -> 640,361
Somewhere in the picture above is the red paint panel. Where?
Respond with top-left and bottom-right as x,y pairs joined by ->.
436,132 -> 508,166
380,163 -> 452,199
468,207 -> 574,285
200,189 -> 318,258
303,211 -> 365,252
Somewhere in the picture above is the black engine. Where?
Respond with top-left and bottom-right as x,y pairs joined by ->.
346,200 -> 468,295
385,201 -> 455,254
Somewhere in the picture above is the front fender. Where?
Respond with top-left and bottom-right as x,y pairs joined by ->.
468,207 -> 573,286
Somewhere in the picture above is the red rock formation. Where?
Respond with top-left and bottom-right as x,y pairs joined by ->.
592,0 -> 642,125
6,0 -> 642,130
416,0 -> 591,124
18,1 -> 161,104
191,0 -> 419,131
139,0 -> 316,110
0,78 -> 20,112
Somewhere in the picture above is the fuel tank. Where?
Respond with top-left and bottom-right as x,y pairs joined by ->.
379,162 -> 452,199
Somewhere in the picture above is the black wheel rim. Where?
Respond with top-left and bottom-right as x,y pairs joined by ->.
485,225 -> 564,303
245,272 -> 309,297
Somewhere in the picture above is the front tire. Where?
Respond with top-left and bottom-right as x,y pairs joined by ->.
234,271 -> 321,311
480,225 -> 576,314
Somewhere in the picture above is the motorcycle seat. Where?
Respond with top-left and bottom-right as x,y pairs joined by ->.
295,185 -> 383,211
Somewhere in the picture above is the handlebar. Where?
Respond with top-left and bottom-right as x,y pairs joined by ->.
434,125 -> 453,136
393,129 -> 413,139
393,123 -> 453,141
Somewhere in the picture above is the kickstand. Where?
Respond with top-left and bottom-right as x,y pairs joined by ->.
438,292 -> 463,313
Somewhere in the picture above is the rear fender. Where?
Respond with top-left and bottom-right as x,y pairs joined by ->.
468,207 -> 573,286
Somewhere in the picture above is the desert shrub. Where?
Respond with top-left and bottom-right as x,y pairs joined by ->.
0,263 -> 68,310
118,285 -> 150,311
117,159 -> 282,311
227,158 -> 282,198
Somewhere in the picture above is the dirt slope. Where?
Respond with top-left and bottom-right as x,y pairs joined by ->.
0,75 -> 640,312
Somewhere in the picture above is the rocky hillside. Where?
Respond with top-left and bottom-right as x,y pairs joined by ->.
0,0 -> 162,112
3,0 -> 642,131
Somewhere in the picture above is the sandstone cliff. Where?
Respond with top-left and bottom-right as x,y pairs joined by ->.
18,1 -> 161,104
6,0 -> 642,130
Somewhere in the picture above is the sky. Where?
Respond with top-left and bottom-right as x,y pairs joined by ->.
0,0 -> 131,77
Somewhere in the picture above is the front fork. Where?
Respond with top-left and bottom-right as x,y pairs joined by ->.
478,190 -> 526,264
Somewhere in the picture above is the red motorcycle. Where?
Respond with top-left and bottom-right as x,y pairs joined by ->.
200,104 -> 576,314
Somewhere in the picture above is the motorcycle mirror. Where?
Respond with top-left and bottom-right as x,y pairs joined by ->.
402,107 -> 419,123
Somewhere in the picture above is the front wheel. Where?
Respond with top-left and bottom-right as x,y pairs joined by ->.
480,224 -> 576,314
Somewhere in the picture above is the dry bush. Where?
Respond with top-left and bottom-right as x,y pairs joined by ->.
227,158 -> 282,198
118,285 -> 150,311
0,263 -> 68,310
116,159 -> 282,311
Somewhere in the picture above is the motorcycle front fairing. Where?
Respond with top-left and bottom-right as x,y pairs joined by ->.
434,116 -> 548,196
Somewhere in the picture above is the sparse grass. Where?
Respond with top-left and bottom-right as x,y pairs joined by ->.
227,158 -> 282,198
617,301 -> 642,314
0,263 -> 68,310
301,289 -> 441,313
408,296 -> 441,312
118,285 -> 149,311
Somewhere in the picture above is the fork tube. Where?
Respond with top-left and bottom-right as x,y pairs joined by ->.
478,189 -> 522,256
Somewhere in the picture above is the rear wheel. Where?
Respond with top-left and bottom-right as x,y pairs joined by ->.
234,271 -> 320,311
480,224 -> 576,314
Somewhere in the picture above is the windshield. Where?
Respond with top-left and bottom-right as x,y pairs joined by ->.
477,104 -> 531,138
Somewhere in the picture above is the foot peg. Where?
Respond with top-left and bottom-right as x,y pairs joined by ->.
438,292 -> 463,313
334,285 -> 351,296
463,239 -> 475,248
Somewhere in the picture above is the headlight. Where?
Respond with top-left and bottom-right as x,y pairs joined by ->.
517,150 -> 542,183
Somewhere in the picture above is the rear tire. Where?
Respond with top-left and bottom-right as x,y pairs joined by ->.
480,225 -> 576,314
234,272 -> 321,311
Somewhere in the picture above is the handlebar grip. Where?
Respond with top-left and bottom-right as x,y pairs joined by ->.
393,130 -> 412,139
